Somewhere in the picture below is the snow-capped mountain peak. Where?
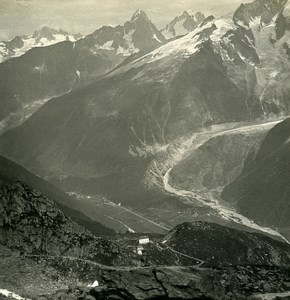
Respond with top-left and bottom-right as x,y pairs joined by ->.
131,9 -> 148,22
32,27 -> 81,44
234,0 -> 288,25
184,9 -> 205,19
185,9 -> 196,16
0,27 -> 83,63
33,26 -> 56,40
162,10 -> 206,39
84,10 -> 165,58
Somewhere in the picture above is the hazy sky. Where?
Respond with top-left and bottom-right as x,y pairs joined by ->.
0,0 -> 254,40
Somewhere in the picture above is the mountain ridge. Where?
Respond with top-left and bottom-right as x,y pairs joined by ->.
0,26 -> 82,63
161,10 -> 206,39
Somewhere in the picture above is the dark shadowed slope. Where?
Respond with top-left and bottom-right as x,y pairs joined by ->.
0,155 -> 115,236
222,118 -> 290,228
0,173 -> 142,267
163,221 -> 290,266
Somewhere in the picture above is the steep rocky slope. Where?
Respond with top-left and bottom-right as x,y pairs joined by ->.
222,118 -> 290,229
0,27 -> 82,63
0,178 -> 136,265
0,157 -> 140,266
0,155 -> 115,236
0,41 -> 110,133
170,130 -> 266,192
0,10 -> 165,134
233,0 -> 288,25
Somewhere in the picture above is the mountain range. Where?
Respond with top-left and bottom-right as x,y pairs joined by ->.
0,10 -> 168,135
0,0 -> 289,234
161,10 -> 206,39
0,27 -> 82,63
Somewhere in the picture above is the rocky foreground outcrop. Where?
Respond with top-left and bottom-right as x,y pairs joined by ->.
37,265 -> 290,300
0,178 -> 137,266
0,156 -> 138,266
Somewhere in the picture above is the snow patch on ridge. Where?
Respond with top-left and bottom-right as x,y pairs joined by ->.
131,9 -> 143,22
123,17 -> 235,67
116,30 -> 139,56
0,289 -> 31,300
210,19 -> 236,42
0,31 -> 82,62
99,40 -> 114,51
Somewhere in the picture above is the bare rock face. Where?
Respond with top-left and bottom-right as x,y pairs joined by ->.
89,267 -> 225,300
84,10 -> 165,55
233,0 -> 287,25
0,156 -> 139,267
275,12 -> 290,39
38,267 -> 226,300
162,11 -> 206,39
0,154 -> 116,237
36,265 -> 290,300
0,179 -> 130,265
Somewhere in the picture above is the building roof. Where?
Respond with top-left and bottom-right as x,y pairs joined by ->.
139,236 -> 149,239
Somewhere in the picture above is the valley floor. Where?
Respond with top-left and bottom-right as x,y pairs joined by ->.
63,117 -> 290,243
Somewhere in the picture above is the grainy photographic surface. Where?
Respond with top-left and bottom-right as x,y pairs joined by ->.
0,0 -> 290,299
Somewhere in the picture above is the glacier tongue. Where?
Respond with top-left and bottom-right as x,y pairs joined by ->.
150,119 -> 290,243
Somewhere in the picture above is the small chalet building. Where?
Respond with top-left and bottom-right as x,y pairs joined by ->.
134,236 -> 150,255
138,236 -> 150,245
